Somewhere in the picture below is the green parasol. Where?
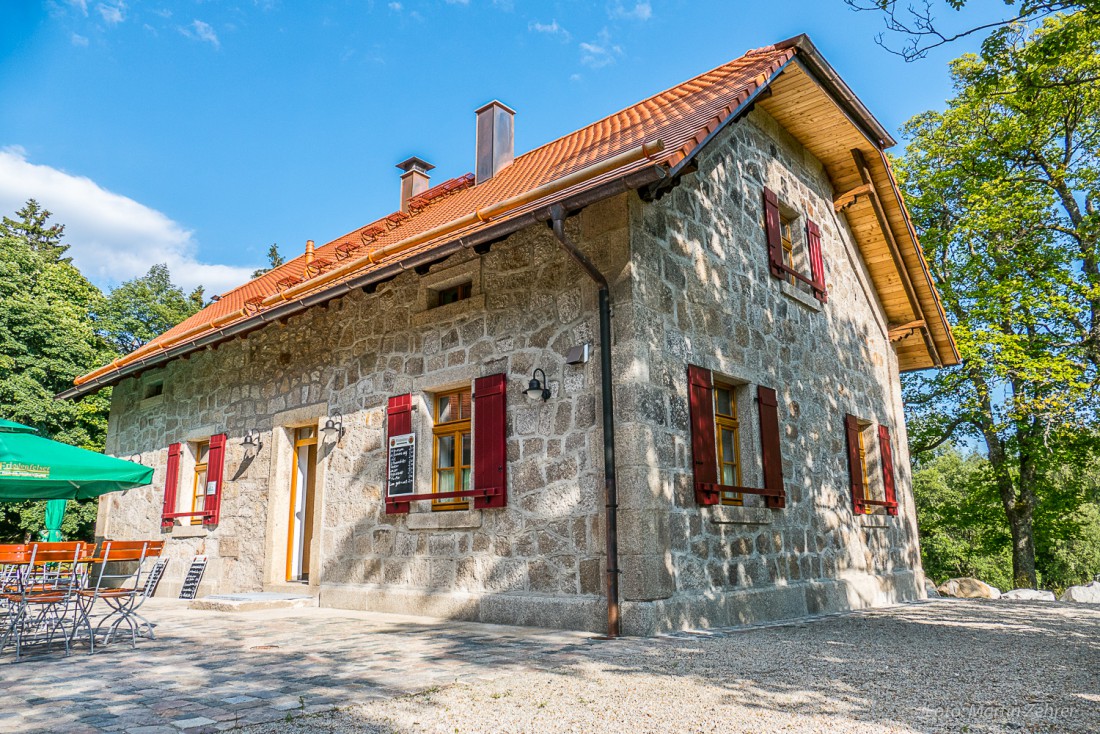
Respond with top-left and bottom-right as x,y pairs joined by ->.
0,419 -> 153,501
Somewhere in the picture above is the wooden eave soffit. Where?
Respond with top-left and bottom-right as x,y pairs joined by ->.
848,148 -> 943,368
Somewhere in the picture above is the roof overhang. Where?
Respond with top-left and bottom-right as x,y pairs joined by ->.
59,36 -> 957,401
758,38 -> 958,371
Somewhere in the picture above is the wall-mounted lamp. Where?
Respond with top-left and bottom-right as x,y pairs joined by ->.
525,368 -> 551,401
241,429 -> 263,455
321,415 -> 345,442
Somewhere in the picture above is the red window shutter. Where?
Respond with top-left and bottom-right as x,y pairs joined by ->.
203,433 -> 227,525
763,187 -> 785,278
473,373 -> 507,510
757,386 -> 785,509
806,219 -> 828,303
385,394 -> 413,515
878,425 -> 899,516
845,415 -> 866,515
687,365 -> 719,505
161,443 -> 181,528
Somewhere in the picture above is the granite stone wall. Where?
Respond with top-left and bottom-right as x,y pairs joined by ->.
97,106 -> 926,635
614,108 -> 924,634
98,196 -> 632,631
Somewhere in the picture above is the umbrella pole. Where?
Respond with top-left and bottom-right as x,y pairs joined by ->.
44,498 -> 67,541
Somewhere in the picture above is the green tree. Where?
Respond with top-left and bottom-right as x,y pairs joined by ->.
0,201 -> 114,449
897,13 -> 1100,587
251,243 -> 285,278
0,201 -> 117,542
913,445 -> 1100,590
99,264 -> 205,354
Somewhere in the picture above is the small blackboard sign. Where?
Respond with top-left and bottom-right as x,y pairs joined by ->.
143,557 -> 169,597
387,433 -> 416,498
178,555 -> 208,600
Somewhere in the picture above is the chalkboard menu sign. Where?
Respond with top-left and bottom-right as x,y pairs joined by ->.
387,433 -> 416,498
178,555 -> 208,600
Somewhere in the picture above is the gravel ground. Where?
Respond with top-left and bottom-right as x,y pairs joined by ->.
246,600 -> 1100,734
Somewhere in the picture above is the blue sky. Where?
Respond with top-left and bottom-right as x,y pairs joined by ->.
0,1 -> 994,296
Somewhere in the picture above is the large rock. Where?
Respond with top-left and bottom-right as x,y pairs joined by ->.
1002,588 -> 1056,601
937,577 -> 1002,599
1059,581 -> 1100,604
924,579 -> 941,598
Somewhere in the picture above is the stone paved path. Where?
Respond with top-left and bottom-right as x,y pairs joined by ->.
0,599 -> 612,734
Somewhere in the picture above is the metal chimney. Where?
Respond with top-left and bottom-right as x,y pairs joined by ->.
396,157 -> 434,213
475,100 -> 515,185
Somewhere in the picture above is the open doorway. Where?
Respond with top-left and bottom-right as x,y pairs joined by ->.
286,426 -> 318,582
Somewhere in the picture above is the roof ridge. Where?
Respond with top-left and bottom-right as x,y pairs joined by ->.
509,46 -> 791,166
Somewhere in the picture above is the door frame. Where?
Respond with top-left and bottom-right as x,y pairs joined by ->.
286,427 -> 318,582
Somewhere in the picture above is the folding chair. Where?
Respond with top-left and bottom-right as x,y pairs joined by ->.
80,540 -> 165,650
0,543 -> 89,661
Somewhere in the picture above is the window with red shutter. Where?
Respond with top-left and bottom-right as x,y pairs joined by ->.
763,188 -> 828,304
203,433 -> 227,525
688,365 -> 720,505
757,387 -> 785,509
806,219 -> 828,303
687,366 -> 786,508
845,415 -> 867,515
763,187 -> 785,278
385,394 -> 413,515
878,425 -> 900,516
473,373 -> 507,510
161,443 -> 181,528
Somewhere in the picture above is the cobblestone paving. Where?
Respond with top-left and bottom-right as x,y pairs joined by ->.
0,599 -> 610,734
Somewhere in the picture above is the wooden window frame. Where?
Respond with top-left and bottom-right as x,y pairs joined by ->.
764,187 -> 827,303
436,282 -> 472,307
189,441 -> 210,526
432,388 -> 472,511
713,382 -> 744,507
780,215 -> 797,285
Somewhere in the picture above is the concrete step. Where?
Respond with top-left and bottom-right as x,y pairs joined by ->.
190,592 -> 318,612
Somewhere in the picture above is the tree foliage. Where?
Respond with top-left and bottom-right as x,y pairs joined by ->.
0,200 -> 114,449
914,446 -> 1100,590
251,243 -> 285,278
0,201 -> 201,542
897,13 -> 1100,587
99,264 -> 205,353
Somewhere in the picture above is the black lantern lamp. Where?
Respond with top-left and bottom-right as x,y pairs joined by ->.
241,429 -> 262,455
525,368 -> 551,401
321,415 -> 344,441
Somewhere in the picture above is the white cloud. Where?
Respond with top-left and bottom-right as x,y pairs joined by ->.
529,19 -> 570,42
388,1 -> 402,9
0,147 -> 255,296
444,0 -> 470,4
96,1 -> 125,25
68,0 -> 89,16
609,2 -> 651,20
71,32 -> 89,47
580,28 -> 622,68
187,19 -> 220,47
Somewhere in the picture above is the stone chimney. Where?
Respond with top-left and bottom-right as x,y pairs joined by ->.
475,100 -> 515,185
396,157 -> 434,213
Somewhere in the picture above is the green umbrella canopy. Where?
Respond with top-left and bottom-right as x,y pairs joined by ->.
0,420 -> 153,501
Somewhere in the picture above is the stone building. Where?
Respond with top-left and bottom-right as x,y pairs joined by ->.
64,35 -> 958,635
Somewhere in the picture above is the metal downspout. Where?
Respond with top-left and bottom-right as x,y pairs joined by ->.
548,203 -> 620,638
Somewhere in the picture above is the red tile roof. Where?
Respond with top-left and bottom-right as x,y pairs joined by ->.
73,44 -> 799,388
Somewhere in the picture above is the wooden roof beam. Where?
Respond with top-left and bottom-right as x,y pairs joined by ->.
850,148 -> 943,367
833,183 -> 873,212
888,319 -> 926,342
